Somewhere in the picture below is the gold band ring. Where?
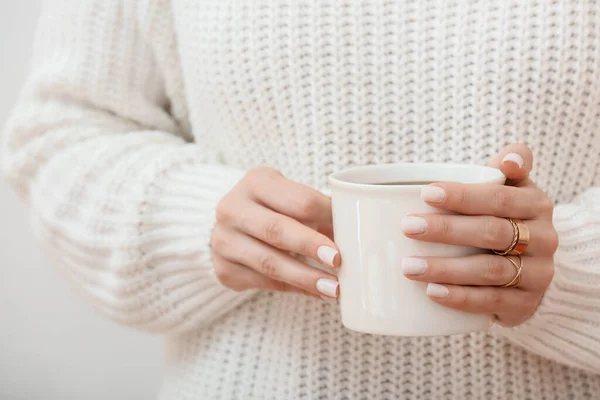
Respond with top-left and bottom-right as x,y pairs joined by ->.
511,220 -> 530,255
493,218 -> 530,256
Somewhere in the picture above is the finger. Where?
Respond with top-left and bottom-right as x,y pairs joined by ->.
424,283 -> 538,327
246,168 -> 333,224
401,214 -> 514,251
319,223 -> 335,241
511,178 -> 538,189
401,214 -> 549,255
214,228 -> 339,298
402,254 -> 553,290
213,253 -> 313,295
487,143 -> 534,184
420,182 -> 548,219
218,201 -> 340,268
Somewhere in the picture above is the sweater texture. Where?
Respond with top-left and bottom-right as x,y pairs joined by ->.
2,1 -> 600,399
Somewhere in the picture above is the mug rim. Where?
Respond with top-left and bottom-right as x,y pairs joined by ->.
329,162 -> 506,190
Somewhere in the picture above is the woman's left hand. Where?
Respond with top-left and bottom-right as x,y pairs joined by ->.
401,144 -> 559,327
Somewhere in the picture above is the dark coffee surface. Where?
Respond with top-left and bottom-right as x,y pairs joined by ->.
372,181 -> 434,185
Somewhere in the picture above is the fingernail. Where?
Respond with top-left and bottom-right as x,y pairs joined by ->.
402,258 -> 428,275
502,153 -> 524,169
317,245 -> 339,267
421,185 -> 446,203
320,295 -> 338,303
400,216 -> 428,234
426,283 -> 449,298
317,278 -> 339,298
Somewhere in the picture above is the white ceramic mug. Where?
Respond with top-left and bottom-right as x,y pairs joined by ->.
329,163 -> 506,336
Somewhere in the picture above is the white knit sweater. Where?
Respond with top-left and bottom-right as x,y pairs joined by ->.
2,0 -> 600,398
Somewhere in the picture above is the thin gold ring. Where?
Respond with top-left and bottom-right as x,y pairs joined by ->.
493,218 -> 519,256
501,255 -> 523,288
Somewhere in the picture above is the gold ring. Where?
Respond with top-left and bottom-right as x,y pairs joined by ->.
501,255 -> 522,288
493,218 -> 519,255
510,220 -> 530,255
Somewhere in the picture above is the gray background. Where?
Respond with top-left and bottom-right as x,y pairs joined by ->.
0,2 -> 162,399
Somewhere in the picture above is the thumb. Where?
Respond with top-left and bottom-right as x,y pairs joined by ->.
488,143 -> 534,184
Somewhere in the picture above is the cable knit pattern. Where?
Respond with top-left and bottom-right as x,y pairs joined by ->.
2,0 -> 600,398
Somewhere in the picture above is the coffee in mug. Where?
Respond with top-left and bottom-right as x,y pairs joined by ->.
372,181 -> 435,185
329,163 -> 505,336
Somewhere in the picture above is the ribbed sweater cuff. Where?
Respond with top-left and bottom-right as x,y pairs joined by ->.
138,163 -> 259,333
492,197 -> 600,372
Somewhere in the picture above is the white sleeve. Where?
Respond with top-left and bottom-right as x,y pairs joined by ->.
494,187 -> 600,373
1,0 -> 257,334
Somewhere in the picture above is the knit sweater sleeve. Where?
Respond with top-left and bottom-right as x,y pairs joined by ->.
493,186 -> 600,373
0,0 -> 257,334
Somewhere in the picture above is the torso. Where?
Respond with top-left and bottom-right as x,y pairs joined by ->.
170,0 -> 600,201
157,1 -> 600,398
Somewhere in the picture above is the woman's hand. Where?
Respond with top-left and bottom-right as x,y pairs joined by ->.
211,167 -> 340,299
401,144 -> 559,327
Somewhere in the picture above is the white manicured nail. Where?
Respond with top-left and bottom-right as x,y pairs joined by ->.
426,283 -> 449,298
400,216 -> 428,234
421,186 -> 446,203
317,278 -> 339,298
402,258 -> 428,275
502,153 -> 524,169
317,245 -> 339,267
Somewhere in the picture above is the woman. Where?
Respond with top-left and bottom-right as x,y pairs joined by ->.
2,0 -> 599,398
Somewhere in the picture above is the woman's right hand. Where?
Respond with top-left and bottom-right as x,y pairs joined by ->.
210,167 -> 341,299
